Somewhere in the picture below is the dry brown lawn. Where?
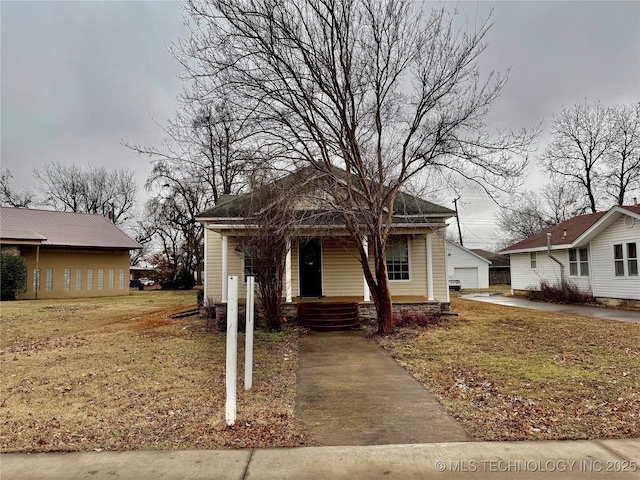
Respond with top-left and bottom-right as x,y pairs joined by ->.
0,290 -> 310,453
376,297 -> 640,441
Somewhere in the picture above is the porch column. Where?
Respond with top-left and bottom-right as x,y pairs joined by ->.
426,233 -> 434,301
363,235 -> 370,302
285,239 -> 292,302
221,234 -> 228,302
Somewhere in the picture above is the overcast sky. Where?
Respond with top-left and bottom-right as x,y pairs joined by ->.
2,1 -> 639,249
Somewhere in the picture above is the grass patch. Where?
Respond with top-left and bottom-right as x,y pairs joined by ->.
1,291 -> 310,452
376,297 -> 640,441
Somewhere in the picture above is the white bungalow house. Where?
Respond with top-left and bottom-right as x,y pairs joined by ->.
446,241 -> 491,289
500,205 -> 640,306
195,169 -> 456,327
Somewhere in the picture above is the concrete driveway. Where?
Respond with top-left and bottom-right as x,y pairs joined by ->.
461,294 -> 640,324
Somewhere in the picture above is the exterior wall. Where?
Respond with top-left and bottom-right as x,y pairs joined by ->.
510,250 -> 593,292
590,215 -> 640,300
447,242 -> 490,289
204,229 -> 449,302
16,246 -> 131,300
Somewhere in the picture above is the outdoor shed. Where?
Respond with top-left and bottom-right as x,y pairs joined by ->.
0,207 -> 141,299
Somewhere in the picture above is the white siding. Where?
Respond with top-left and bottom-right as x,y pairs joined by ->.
447,242 -> 490,289
510,250 -> 592,292
590,216 -> 640,300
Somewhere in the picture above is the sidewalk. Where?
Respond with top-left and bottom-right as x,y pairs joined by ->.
3,439 -> 639,479
461,294 -> 640,324
295,331 -> 469,445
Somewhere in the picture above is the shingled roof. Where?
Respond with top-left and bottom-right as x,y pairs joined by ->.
196,168 -> 455,220
500,204 -> 640,254
0,207 -> 141,249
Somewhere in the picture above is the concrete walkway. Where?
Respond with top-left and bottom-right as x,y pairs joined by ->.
295,331 -> 469,445
3,439 -> 639,479
461,294 -> 640,324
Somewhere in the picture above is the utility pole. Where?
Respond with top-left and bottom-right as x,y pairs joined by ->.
453,197 -> 463,247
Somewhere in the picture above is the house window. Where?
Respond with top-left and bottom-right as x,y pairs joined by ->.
628,243 -> 638,276
33,268 -> 40,293
529,252 -> 537,269
87,268 -> 94,290
64,268 -> 71,291
119,268 -> 125,289
98,269 -> 104,290
108,269 -> 114,289
386,236 -> 409,280
46,268 -> 53,291
614,243 -> 638,277
569,248 -> 589,276
243,252 -> 256,282
76,269 -> 82,290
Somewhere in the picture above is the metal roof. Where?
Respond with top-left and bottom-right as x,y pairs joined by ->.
0,207 -> 141,249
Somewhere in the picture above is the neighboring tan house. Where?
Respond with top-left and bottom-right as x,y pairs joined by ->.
471,249 -> 511,285
0,207 -> 141,300
195,169 -> 456,325
500,205 -> 640,306
446,241 -> 491,289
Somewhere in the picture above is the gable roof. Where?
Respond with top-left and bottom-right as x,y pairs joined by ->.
0,207 -> 141,249
499,204 -> 640,254
447,241 -> 491,264
471,249 -> 510,267
196,168 -> 455,222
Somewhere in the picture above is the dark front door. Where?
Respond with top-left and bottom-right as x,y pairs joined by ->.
299,238 -> 322,297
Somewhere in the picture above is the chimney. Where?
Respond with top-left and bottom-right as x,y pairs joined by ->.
634,197 -> 638,206
562,228 -> 567,239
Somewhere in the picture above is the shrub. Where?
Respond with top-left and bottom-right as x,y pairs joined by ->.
174,269 -> 196,290
201,296 -> 218,332
1,252 -> 28,300
525,279 -> 595,305
394,308 -> 439,328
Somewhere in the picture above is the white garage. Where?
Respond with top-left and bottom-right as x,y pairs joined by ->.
447,241 -> 491,289
454,267 -> 479,289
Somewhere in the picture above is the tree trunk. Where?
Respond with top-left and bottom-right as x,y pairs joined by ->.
373,255 -> 394,334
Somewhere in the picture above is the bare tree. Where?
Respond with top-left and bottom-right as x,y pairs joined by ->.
0,169 -> 34,208
238,174 -> 304,330
604,102 -> 640,206
179,0 -> 534,333
538,100 -> 640,213
496,181 -> 587,245
33,162 -> 137,224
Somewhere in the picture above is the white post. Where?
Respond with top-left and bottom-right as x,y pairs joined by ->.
245,276 -> 255,391
285,239 -> 292,302
363,235 -> 370,302
426,233 -> 434,301
444,237 -> 451,302
203,228 -> 208,298
225,276 -> 238,426
221,235 -> 228,302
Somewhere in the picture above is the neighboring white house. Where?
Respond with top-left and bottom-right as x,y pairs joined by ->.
446,241 -> 491,289
500,205 -> 640,305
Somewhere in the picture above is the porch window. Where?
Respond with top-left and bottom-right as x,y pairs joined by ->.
87,268 -> 93,290
119,268 -> 125,289
108,269 -> 114,289
76,268 -> 82,290
529,252 -> 537,269
97,269 -> 104,290
386,236 -> 409,280
569,248 -> 589,276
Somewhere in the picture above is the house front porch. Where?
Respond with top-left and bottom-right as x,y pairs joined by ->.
213,295 -> 449,330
